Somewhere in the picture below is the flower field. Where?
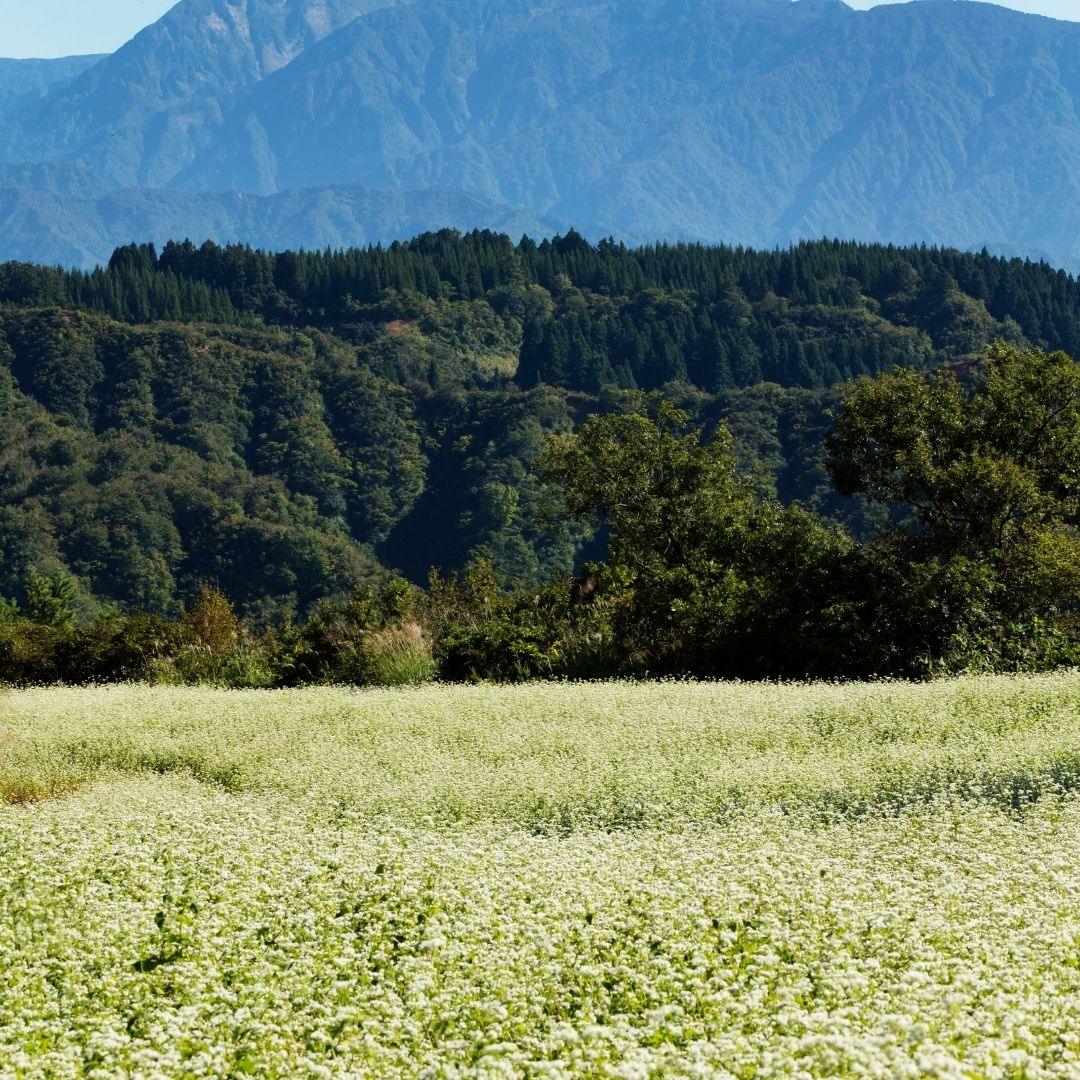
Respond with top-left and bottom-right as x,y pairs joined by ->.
3,676 -> 1080,1076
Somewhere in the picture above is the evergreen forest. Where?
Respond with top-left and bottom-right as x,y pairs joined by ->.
1,231 -> 1078,681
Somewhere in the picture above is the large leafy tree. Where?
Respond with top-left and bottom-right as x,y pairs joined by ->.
540,396 -> 748,575
829,345 -> 1079,547
539,395 -> 857,675
827,343 -> 1080,669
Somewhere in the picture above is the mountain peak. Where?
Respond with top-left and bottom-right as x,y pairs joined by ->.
0,0 -> 1078,270
1,0 -> 395,187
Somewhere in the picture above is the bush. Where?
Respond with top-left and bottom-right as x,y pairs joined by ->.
438,616 -> 554,682
0,622 -> 67,684
349,623 -> 437,687
162,588 -> 278,688
60,613 -> 179,684
0,613 -> 178,685
282,581 -> 428,686
157,645 -> 279,689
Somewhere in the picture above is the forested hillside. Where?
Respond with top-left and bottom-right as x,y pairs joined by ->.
2,231 -> 1079,618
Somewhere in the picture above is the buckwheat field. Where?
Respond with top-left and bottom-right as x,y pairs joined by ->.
4,676 -> 1080,1077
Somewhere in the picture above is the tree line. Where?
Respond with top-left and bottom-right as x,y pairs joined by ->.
2,232 -> 1080,393
1,231 -> 1078,673
2,343 -> 1077,684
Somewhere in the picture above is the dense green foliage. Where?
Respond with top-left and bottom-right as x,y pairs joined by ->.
0,314 -> 393,618
2,343 -> 1077,684
827,344 -> 1080,674
538,398 -> 860,677
0,233 -> 1077,680
6,233 -> 1079,389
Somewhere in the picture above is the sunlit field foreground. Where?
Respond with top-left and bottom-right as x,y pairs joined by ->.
4,677 -> 1080,1076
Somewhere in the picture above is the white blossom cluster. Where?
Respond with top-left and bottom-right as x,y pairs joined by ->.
2,674 -> 1080,1076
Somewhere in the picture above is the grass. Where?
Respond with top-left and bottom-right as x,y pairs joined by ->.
2,674 -> 1080,1074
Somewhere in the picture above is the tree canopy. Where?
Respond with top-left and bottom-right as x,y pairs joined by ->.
1,232 -> 1078,637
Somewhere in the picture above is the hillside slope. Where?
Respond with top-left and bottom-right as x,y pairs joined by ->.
2,231 -> 1079,612
0,55 -> 103,120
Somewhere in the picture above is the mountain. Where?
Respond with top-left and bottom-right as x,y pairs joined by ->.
174,0 -> 1080,258
0,55 -> 104,120
1,0 -> 1079,268
0,183 -> 561,268
0,0 -> 397,188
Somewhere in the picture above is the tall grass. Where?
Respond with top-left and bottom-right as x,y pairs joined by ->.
347,623 -> 437,687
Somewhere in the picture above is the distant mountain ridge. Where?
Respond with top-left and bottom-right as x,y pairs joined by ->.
0,1 -> 392,188
0,55 -> 104,120
0,183 -> 562,268
1,0 -> 1079,269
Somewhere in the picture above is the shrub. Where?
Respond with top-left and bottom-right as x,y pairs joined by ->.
0,622 -> 67,684
164,588 -> 277,688
60,613 -> 179,684
348,623 -> 437,687
182,588 -> 241,654
437,616 -> 554,683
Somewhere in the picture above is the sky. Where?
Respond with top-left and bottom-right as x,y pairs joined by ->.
0,0 -> 1076,58
1,0 -> 177,58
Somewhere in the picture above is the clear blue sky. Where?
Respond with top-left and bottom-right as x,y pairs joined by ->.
0,0 -> 1076,58
2,0 -> 177,58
